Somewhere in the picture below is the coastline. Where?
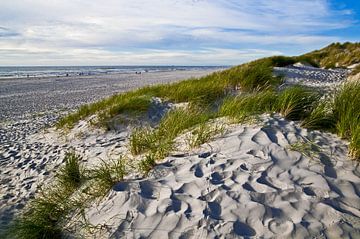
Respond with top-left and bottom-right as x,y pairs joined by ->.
0,69 -> 221,122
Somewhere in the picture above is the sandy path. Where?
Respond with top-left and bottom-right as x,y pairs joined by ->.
274,64 -> 349,90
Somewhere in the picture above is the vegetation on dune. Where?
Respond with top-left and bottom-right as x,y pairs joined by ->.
186,122 -> 225,148
87,158 -> 128,196
219,90 -> 277,121
333,80 -> 360,158
57,57 -> 284,129
303,42 -> 360,68
57,152 -> 84,190
5,153 -> 130,239
300,99 -> 336,130
130,108 -> 212,160
275,86 -> 319,121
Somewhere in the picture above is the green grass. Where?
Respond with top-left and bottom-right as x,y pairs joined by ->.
138,153 -> 157,176
275,86 -> 319,121
303,42 -> 360,68
57,58 -> 285,130
332,80 -> 360,159
5,184 -> 75,239
219,90 -> 277,121
333,81 -> 360,138
187,122 -> 225,148
130,127 -> 157,155
87,157 -> 127,196
57,152 -> 84,190
129,108 -> 214,175
300,99 -> 336,130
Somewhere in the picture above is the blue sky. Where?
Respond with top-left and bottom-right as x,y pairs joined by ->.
0,0 -> 359,66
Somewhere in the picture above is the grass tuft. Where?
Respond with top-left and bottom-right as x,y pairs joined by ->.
187,122 -> 225,148
300,99 -> 336,130
275,86 -> 319,121
58,152 -> 84,190
88,157 -> 127,196
333,80 -> 360,159
219,90 -> 277,121
138,153 -> 157,176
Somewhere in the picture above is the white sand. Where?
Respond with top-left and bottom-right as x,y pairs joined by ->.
79,116 -> 360,238
2,66 -> 360,238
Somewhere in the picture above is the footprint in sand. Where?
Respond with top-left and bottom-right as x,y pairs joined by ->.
268,219 -> 294,235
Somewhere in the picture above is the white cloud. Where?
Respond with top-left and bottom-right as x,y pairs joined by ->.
0,0 -> 355,65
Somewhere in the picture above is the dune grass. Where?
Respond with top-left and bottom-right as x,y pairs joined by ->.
57,152 -> 84,190
6,152 -> 84,239
6,152 -> 130,239
300,99 -> 336,130
187,122 -> 225,148
87,157 -> 127,196
303,42 -> 360,68
275,86 -> 319,121
332,80 -> 360,159
219,90 -> 277,121
4,152 -> 88,239
130,108 -> 212,158
138,153 -> 157,176
57,57 -> 286,130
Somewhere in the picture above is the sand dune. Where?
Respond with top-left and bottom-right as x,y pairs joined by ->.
82,116 -> 360,238
1,65 -> 360,238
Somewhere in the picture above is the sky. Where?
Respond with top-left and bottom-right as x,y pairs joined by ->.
0,0 -> 359,66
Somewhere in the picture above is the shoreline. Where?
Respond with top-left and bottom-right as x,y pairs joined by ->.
0,69 -> 221,122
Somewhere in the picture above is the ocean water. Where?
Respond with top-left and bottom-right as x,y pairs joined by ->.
0,66 -> 225,79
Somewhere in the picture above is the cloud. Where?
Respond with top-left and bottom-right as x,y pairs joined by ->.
0,0 -> 356,65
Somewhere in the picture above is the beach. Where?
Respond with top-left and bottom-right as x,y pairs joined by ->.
1,63 -> 360,238
0,69 -> 220,122
0,69 -> 219,230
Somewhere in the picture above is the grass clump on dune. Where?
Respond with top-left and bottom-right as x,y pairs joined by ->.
187,122 -> 225,148
57,152 -> 84,190
57,58 -> 284,130
275,86 -> 319,121
219,90 -> 277,121
224,60 -> 282,91
87,157 -> 128,196
333,80 -> 360,159
130,108 -> 212,158
300,100 -> 336,130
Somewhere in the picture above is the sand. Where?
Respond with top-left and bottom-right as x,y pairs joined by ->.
0,69 -> 219,122
1,65 -> 360,238
80,116 -> 360,238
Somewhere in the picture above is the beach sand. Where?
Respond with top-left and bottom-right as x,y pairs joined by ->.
0,69 -> 218,230
1,65 -> 359,238
81,116 -> 360,238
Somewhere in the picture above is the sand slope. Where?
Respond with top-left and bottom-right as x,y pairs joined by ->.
84,116 -> 360,238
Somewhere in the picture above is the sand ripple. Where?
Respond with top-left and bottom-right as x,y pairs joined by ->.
84,117 -> 360,238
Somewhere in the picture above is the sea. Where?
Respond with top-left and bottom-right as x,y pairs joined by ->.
0,66 -> 226,79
